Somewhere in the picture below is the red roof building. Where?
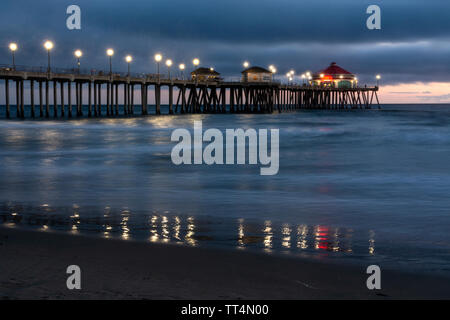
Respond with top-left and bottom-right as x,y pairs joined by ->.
311,62 -> 358,88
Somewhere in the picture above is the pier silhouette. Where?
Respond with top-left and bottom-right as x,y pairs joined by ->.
0,64 -> 380,119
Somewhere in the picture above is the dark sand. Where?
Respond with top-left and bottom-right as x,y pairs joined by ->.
0,226 -> 449,300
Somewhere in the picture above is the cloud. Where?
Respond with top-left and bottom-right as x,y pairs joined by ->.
0,0 -> 449,87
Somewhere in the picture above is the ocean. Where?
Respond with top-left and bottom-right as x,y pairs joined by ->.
0,104 -> 449,276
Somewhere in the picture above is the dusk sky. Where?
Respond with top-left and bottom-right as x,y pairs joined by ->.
1,0 -> 450,103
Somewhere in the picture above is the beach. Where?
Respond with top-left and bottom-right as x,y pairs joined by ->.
1,226 -> 449,300
1,105 -> 450,299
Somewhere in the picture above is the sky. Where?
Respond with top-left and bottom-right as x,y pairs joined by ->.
1,0 -> 450,103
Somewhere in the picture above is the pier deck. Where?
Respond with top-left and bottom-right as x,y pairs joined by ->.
0,65 -> 380,119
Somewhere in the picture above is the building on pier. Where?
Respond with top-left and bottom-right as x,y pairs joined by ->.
241,66 -> 273,83
311,62 -> 357,88
191,67 -> 221,81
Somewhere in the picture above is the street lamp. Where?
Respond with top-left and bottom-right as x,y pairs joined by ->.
154,53 -> 162,78
179,63 -> 185,80
192,58 -> 200,81
243,61 -> 249,68
9,42 -> 17,70
301,74 -> 306,84
44,40 -> 54,72
166,59 -> 173,79
289,70 -> 295,83
125,55 -> 133,76
376,74 -> 381,86
193,58 -> 200,69
268,65 -> 276,81
74,50 -> 82,73
106,48 -> 114,75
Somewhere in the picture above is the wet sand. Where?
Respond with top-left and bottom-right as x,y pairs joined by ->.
0,226 -> 449,300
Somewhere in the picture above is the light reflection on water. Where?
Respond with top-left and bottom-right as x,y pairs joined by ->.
0,202 -> 374,257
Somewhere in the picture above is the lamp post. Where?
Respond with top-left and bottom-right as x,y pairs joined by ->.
125,55 -> 133,76
74,50 -> 82,73
301,74 -> 306,84
106,49 -> 114,75
43,40 -> 54,72
289,70 -> 295,84
192,58 -> 200,81
269,65 -> 276,81
9,43 -> 17,70
166,59 -> 173,80
376,74 -> 381,87
243,61 -> 249,68
154,53 -> 162,79
179,63 -> 185,80
193,58 -> 200,69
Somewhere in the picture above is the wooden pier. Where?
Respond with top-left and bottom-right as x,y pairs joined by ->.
0,65 -> 380,119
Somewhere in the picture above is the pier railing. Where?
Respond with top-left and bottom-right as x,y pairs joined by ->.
0,63 -> 374,88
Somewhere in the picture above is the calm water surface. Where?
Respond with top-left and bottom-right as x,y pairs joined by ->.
0,104 -> 449,275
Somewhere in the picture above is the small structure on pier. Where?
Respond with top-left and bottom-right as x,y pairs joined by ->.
241,67 -> 273,83
311,62 -> 357,88
191,67 -> 221,81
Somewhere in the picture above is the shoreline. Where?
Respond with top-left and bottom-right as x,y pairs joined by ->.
1,226 -> 449,299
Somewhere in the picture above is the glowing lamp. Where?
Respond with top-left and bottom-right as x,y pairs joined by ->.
44,41 -> 54,50
9,43 -> 18,52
